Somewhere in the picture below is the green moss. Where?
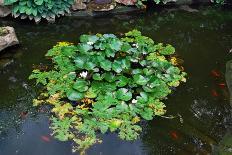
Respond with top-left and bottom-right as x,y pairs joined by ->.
0,27 -> 8,36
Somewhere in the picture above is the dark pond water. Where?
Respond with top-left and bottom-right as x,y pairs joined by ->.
0,5 -> 232,155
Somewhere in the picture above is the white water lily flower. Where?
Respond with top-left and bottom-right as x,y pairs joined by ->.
132,43 -> 139,48
80,71 -> 88,78
87,41 -> 94,45
132,99 -> 137,104
142,51 -> 147,54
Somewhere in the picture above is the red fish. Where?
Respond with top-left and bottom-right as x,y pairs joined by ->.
211,89 -> 219,97
218,83 -> 226,89
41,135 -> 51,142
211,70 -> 220,77
170,131 -> 178,140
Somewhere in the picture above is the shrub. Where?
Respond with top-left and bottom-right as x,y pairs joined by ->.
4,0 -> 74,22
29,30 -> 187,154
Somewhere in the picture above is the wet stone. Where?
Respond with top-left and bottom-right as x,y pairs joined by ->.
72,0 -> 87,10
0,27 -> 19,52
0,0 -> 11,17
87,1 -> 116,11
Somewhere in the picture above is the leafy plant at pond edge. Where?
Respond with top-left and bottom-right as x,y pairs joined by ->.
4,0 -> 74,22
29,30 -> 187,154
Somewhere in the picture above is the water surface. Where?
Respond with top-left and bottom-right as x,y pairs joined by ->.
0,6 -> 232,155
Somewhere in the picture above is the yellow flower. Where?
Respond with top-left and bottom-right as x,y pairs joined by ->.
54,42 -> 73,47
170,57 -> 178,65
170,56 -> 184,66
132,116 -> 140,124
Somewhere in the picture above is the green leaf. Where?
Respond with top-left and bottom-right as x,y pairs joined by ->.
103,72 -> 116,82
77,44 -> 93,53
116,76 -> 129,87
133,74 -> 149,85
84,61 -> 96,70
34,0 -> 44,5
80,35 -> 99,44
100,60 -> 112,71
74,56 -> 86,69
140,108 -> 153,120
73,79 -> 88,92
66,90 -> 84,101
92,73 -> 103,81
110,39 -> 122,51
116,88 -> 132,101
112,61 -> 122,73
120,58 -> 130,69
159,44 -> 175,55
85,87 -> 98,98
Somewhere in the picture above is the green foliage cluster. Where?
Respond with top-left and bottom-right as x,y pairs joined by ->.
29,30 -> 186,154
4,0 -> 74,22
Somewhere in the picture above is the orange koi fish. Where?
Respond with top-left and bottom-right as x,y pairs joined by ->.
211,70 -> 220,77
211,89 -> 219,97
41,135 -> 51,142
170,131 -> 179,140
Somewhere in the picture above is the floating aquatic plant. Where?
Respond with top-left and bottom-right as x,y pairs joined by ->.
29,30 -> 187,154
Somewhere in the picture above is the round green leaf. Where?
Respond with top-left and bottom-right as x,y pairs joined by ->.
112,61 -> 122,73
67,90 -> 84,101
103,72 -> 116,82
73,79 -> 88,92
93,73 -> 103,81
100,60 -> 112,71
116,88 -> 132,101
133,74 -> 149,85
116,76 -> 129,87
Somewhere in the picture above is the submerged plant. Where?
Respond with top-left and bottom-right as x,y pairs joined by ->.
29,30 -> 187,154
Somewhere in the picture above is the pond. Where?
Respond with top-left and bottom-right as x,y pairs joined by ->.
0,5 -> 232,155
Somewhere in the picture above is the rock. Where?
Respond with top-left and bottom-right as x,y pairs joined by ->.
0,27 -> 19,52
87,1 -> 116,11
0,0 -> 4,5
95,0 -> 112,4
82,0 -> 91,3
72,0 -> 87,10
115,0 -> 137,6
0,0 -> 11,17
179,5 -> 199,12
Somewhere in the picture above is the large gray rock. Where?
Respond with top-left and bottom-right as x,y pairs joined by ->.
72,0 -> 87,10
115,0 -> 137,6
0,27 -> 19,52
0,0 -> 11,17
87,1 -> 116,11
